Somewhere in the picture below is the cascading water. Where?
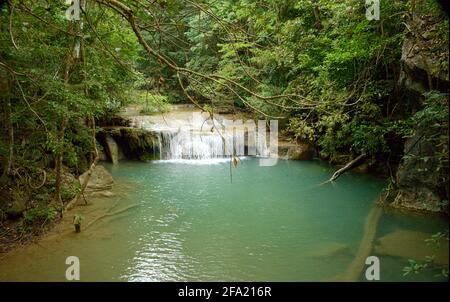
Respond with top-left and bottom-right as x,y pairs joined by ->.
150,128 -> 268,161
136,110 -> 269,161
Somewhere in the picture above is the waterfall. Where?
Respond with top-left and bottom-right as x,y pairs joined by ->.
145,113 -> 269,161
151,129 -> 268,160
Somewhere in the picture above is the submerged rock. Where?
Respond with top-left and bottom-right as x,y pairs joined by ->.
311,242 -> 351,258
374,230 -> 449,265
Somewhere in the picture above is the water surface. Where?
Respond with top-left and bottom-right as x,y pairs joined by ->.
0,158 -> 447,281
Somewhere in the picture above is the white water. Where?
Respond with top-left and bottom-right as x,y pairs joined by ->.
134,109 -> 269,161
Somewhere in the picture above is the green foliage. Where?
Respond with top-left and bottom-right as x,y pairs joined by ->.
285,117 -> 316,142
0,1 -> 144,226
351,124 -> 388,155
179,0 -> 411,159
23,203 -> 57,226
61,181 -> 80,203
1,0 -> 448,230
133,91 -> 171,114
405,91 -> 449,185
403,230 -> 449,278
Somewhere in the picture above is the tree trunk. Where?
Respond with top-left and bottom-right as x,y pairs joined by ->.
53,116 -> 68,210
0,74 -> 13,180
53,18 -> 78,210
339,206 -> 382,281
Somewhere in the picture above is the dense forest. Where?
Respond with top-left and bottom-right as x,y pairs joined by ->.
0,0 -> 448,270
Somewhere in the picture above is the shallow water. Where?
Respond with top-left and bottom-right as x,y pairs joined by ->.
0,158 -> 447,281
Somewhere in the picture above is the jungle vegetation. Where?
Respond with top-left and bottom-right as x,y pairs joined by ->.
0,1 -> 448,231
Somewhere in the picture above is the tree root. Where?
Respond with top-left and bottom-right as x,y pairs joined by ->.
28,169 -> 46,189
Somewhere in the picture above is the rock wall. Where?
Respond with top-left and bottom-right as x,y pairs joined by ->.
97,127 -> 156,162
79,165 -> 114,197
388,13 -> 449,213
278,140 -> 316,161
392,126 -> 447,212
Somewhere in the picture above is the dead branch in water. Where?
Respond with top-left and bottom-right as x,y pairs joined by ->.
329,153 -> 367,182
338,206 -> 382,281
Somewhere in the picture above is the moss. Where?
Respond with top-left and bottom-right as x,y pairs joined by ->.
120,128 -> 154,159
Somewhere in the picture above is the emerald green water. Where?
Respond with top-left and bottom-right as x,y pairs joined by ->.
0,158 -> 447,281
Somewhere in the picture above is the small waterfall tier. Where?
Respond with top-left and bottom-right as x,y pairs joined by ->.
132,111 -> 270,161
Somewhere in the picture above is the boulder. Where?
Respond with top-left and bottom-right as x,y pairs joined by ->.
5,198 -> 27,218
1,188 -> 28,218
79,165 -> 114,195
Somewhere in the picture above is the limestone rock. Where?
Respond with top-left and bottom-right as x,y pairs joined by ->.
284,142 -> 316,160
99,150 -> 108,161
399,15 -> 449,94
79,165 -> 114,195
105,135 -> 119,164
98,127 -> 155,161
392,126 -> 447,212
61,169 -> 77,187
391,13 -> 449,213
351,162 -> 370,174
392,187 -> 443,213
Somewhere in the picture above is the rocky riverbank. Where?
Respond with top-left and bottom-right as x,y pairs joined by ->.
0,164 -> 117,254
